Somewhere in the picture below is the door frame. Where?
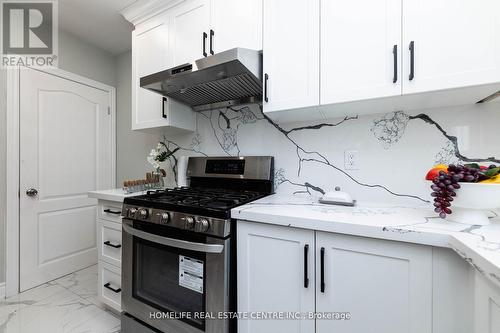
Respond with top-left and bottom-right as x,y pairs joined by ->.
5,67 -> 116,297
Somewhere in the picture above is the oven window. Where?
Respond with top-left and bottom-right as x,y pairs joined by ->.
133,237 -> 206,330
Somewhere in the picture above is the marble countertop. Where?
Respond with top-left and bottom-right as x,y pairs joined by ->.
87,188 -> 146,202
232,193 -> 500,288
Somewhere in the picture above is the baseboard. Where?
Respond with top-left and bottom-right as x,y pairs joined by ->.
0,282 -> 5,299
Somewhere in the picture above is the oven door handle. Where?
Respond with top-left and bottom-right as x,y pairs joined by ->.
123,223 -> 224,254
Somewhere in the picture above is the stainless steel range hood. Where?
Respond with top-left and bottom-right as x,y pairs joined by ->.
140,48 -> 262,111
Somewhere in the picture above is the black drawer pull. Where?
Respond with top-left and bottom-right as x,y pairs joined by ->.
103,209 -> 121,215
320,247 -> 325,293
264,73 -> 269,102
304,244 -> 309,288
202,32 -> 208,57
104,241 -> 121,249
209,29 -> 215,55
392,44 -> 398,83
104,282 -> 121,293
162,97 -> 167,119
409,41 -> 415,81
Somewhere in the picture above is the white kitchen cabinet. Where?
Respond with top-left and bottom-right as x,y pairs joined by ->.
210,0 -> 262,53
132,12 -> 195,132
474,272 -> 500,333
262,0 -> 319,113
403,0 -> 500,95
169,0 -> 211,68
321,0 -> 402,105
316,232 -> 432,333
237,221 -> 315,333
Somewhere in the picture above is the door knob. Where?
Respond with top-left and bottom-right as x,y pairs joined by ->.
26,188 -> 38,197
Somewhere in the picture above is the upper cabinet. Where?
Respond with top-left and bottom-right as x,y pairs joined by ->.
169,0 -> 210,68
124,0 -> 262,131
132,12 -> 195,132
402,0 -> 500,94
321,0 -> 402,105
262,0 -> 500,120
262,0 -> 320,113
211,0 -> 262,53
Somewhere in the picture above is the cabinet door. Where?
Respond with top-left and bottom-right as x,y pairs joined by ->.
316,232 -> 432,333
321,0 -> 402,105
237,221 -> 315,333
210,0 -> 262,53
403,0 -> 500,94
132,19 -> 170,129
169,0 -> 210,69
262,0 -> 319,113
475,272 -> 500,333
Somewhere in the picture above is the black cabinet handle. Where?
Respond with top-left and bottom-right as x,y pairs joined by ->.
392,45 -> 398,83
162,97 -> 167,119
409,41 -> 415,81
103,209 -> 121,215
202,32 -> 208,57
264,73 -> 269,102
304,244 -> 309,288
320,247 -> 325,293
209,29 -> 215,55
104,282 -> 121,293
104,241 -> 121,249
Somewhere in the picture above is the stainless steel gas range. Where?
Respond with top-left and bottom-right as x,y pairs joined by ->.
120,156 -> 274,333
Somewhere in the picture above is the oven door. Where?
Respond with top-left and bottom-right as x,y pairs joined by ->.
122,219 -> 230,333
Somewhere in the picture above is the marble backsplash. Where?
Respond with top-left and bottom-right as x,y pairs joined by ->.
159,102 -> 500,205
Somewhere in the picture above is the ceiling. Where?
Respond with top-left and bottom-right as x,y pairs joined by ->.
59,0 -> 136,55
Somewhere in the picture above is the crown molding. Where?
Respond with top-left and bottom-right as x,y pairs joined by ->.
120,0 -> 184,26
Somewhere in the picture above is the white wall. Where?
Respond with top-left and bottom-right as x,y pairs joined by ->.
115,51 -> 160,186
58,31 -> 116,86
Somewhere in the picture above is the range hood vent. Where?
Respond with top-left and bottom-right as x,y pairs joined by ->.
141,48 -> 263,111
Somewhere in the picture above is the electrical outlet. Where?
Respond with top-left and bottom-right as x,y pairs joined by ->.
344,150 -> 359,170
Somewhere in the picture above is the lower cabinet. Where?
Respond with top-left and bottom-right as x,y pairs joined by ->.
475,272 -> 500,333
96,199 -> 123,312
237,221 -> 315,333
316,231 -> 432,333
237,221 -> 433,333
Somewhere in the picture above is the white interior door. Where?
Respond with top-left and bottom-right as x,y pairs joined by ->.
19,68 -> 114,291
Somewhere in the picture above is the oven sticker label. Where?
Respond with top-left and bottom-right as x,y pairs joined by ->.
179,256 -> 204,294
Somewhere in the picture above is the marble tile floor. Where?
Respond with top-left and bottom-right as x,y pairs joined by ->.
0,265 -> 120,333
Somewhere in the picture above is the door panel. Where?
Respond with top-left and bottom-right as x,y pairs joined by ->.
169,0 -> 210,68
321,0 -> 402,104
263,0 -> 319,113
237,221 -> 315,333
20,68 -> 113,291
316,232 -> 432,333
211,0 -> 262,53
403,0 -> 500,93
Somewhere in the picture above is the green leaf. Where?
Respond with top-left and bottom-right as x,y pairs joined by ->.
483,167 -> 500,178
464,163 -> 481,169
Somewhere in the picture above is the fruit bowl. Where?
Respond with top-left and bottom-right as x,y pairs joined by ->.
444,183 -> 500,225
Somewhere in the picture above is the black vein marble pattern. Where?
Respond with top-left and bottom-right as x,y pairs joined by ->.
159,103 -> 498,204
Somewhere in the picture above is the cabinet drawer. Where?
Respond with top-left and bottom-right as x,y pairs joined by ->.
99,220 -> 122,267
98,262 -> 121,312
98,201 -> 123,223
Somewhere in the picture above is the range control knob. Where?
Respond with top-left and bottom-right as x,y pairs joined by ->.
128,208 -> 137,218
195,218 -> 210,233
139,209 -> 149,220
160,212 -> 170,224
184,216 -> 195,229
